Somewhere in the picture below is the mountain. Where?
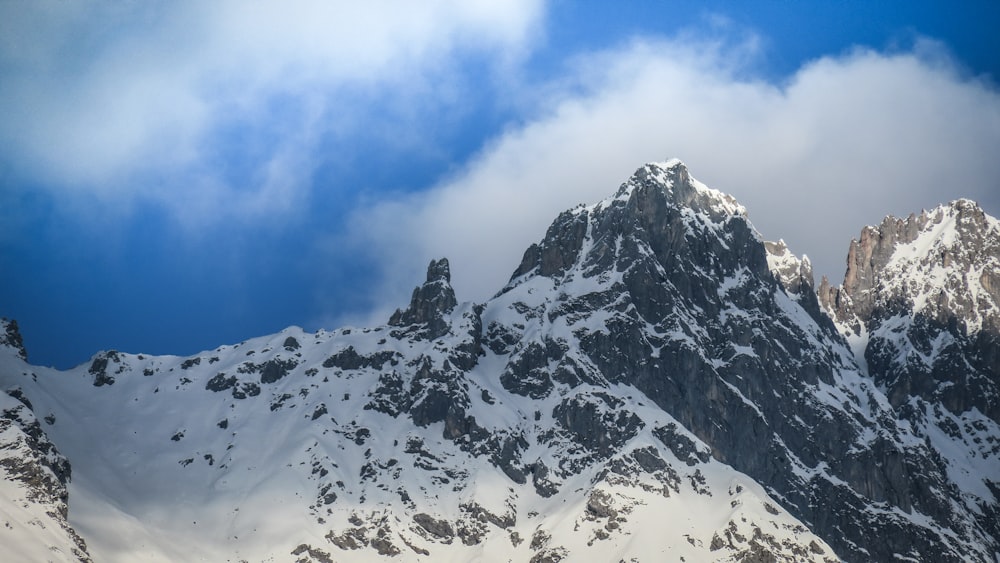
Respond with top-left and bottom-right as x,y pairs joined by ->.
818,199 -> 1000,553
818,198 -> 1000,418
2,160 -> 998,562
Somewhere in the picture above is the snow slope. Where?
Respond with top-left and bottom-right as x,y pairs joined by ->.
0,320 -> 834,562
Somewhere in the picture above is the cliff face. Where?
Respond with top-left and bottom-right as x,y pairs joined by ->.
818,198 -> 1000,555
0,320 -> 91,562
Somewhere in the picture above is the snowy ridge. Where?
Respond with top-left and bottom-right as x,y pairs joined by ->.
879,200 -> 1000,334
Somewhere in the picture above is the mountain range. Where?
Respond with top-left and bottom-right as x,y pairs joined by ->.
2,159 -> 998,562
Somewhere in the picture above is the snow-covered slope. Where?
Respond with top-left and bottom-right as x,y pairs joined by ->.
0,308 -> 832,561
2,161 -> 998,562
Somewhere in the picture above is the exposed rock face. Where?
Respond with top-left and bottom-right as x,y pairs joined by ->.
818,199 -> 1000,557
0,390 -> 91,562
389,258 -> 459,340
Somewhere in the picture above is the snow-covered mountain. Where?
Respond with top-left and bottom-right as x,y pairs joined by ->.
818,199 -> 1000,557
2,160 -> 998,562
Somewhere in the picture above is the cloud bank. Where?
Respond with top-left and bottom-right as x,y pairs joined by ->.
5,3 -> 998,336
345,37 -> 1000,324
0,0 -> 543,218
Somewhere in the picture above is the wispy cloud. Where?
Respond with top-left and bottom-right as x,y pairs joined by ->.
6,4 -> 999,338
0,0 -> 544,219
342,35 -> 1000,324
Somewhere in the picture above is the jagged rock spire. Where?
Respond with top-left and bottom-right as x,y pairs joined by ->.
819,198 -> 1000,333
388,258 -> 458,339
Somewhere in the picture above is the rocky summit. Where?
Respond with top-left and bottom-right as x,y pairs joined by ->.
1,160 -> 998,562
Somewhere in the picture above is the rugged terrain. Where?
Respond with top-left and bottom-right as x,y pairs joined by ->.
2,160 -> 997,562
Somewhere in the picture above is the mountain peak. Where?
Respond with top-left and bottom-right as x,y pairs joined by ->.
602,160 -> 747,220
948,197 -> 985,216
1,318 -> 27,361
388,258 -> 459,339
425,257 -> 452,284
507,159 -> 756,287
820,197 -> 1000,334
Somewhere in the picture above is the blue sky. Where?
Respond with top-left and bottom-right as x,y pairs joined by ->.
2,0 -> 999,369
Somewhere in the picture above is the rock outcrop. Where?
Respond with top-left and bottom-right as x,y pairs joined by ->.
1,319 -> 90,561
1,318 -> 27,362
389,258 -> 460,340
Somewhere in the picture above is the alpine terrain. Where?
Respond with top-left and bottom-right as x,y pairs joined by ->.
2,160 -> 998,562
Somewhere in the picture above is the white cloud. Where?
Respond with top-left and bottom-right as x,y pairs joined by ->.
344,36 -> 1000,323
6,5 -> 999,328
0,0 -> 544,216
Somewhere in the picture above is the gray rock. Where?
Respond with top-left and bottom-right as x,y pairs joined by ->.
389,258 -> 458,340
0,393 -> 91,561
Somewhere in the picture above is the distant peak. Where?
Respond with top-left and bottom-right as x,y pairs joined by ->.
949,197 -> 980,211
822,197 -> 1000,335
899,198 -> 986,225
